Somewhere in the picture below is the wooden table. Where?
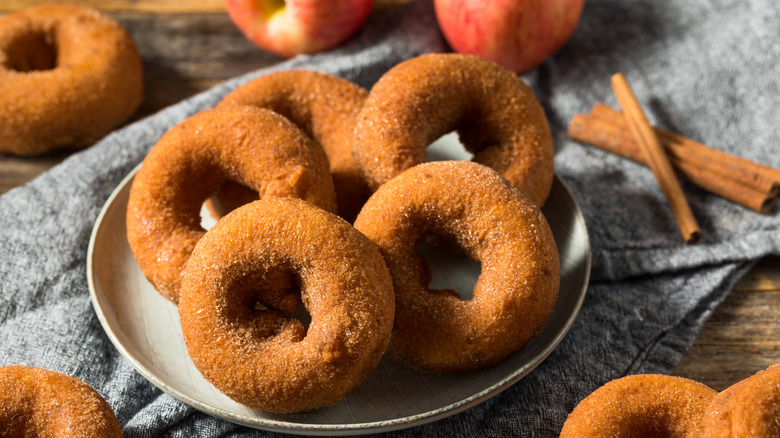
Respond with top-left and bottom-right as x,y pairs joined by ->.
1,0 -> 777,395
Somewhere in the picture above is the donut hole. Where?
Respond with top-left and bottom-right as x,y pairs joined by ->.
218,265 -> 309,339
287,302 -> 312,331
416,241 -> 480,301
251,276 -> 312,332
5,29 -> 58,72
613,411 -> 691,437
0,405 -> 33,436
426,132 -> 474,162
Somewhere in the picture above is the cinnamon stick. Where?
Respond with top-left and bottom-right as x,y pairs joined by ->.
610,73 -> 701,243
568,113 -> 777,213
588,103 -> 780,199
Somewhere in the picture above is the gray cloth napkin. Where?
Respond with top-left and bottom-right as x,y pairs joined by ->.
2,0 -> 779,436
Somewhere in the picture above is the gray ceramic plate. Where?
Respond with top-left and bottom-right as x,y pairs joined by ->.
87,137 -> 590,435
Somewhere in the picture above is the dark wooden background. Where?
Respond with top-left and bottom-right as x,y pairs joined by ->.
1,0 -> 778,393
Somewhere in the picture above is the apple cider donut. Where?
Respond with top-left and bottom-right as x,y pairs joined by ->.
178,197 -> 394,413
700,364 -> 780,437
215,69 -> 370,221
559,374 -> 718,438
353,53 -> 554,206
353,161 -> 559,373
0,4 -> 143,156
126,105 -> 336,303
0,365 -> 122,437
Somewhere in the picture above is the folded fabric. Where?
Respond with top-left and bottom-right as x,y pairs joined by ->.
1,0 -> 778,436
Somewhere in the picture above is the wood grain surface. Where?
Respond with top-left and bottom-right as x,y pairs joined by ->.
673,256 -> 780,390
0,0 -> 226,13
1,0 -> 777,396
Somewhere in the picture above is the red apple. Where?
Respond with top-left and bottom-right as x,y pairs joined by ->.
226,0 -> 375,58
434,0 -> 584,73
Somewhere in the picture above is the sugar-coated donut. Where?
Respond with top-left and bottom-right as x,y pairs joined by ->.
701,364 -> 780,437
353,161 -> 559,373
0,365 -> 122,437
126,105 -> 336,303
215,69 -> 370,222
353,53 -> 554,206
0,4 -> 143,156
178,197 -> 394,413
560,374 -> 718,438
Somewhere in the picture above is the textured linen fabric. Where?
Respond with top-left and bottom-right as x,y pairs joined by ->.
1,0 -> 779,436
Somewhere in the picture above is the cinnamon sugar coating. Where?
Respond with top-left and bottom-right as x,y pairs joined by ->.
353,161 -> 559,373
215,70 -> 370,222
0,4 -> 142,155
560,374 -> 717,438
0,365 -> 122,437
701,364 -> 780,437
126,105 -> 336,302
353,53 -> 554,206
178,198 -> 394,413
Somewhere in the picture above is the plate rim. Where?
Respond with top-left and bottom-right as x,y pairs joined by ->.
87,164 -> 591,435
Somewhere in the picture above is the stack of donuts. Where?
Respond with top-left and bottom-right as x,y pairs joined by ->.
126,53 -> 561,413
560,364 -> 780,437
